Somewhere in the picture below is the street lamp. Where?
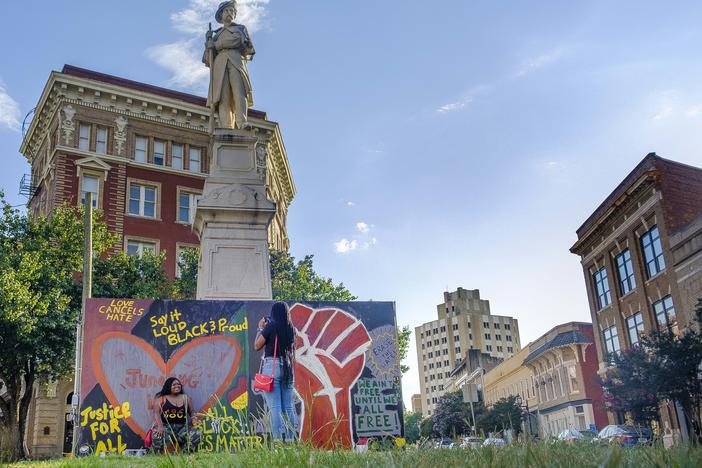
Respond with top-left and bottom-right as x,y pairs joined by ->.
514,395 -> 532,437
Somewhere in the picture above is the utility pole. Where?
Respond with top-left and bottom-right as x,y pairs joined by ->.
71,193 -> 92,455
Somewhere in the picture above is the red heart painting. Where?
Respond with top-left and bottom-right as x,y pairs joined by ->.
92,332 -> 242,439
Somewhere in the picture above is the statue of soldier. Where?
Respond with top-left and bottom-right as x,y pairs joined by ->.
203,1 -> 256,130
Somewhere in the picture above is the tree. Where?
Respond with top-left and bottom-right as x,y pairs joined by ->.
477,396 -> 522,436
0,196 -> 114,460
269,250 -> 356,301
432,390 -> 472,437
403,411 -> 422,443
397,326 -> 410,374
598,302 -> 702,442
419,416 -> 436,439
600,345 -> 660,426
93,251 -> 172,299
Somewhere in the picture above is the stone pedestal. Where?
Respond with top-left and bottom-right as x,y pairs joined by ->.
193,128 -> 276,300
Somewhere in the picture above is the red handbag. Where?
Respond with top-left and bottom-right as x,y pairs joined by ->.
253,336 -> 277,392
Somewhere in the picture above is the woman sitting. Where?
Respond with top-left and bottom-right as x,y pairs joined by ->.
151,377 -> 201,452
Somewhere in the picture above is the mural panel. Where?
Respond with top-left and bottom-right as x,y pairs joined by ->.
79,299 -> 401,454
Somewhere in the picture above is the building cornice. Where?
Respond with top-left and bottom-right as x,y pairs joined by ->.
21,69 -> 295,209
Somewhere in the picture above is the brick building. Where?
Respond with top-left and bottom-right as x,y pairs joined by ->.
17,65 -> 295,457
570,153 -> 702,436
415,288 -> 521,416
483,322 -> 608,438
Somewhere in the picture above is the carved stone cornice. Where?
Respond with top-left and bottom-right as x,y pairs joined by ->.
20,71 -> 296,211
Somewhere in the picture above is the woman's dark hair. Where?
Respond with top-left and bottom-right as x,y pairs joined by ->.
156,377 -> 181,398
269,302 -> 296,384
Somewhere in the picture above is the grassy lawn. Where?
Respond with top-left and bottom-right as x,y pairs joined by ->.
5,443 -> 702,468
5,444 -> 702,468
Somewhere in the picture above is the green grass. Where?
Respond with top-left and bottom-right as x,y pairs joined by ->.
6,443 -> 702,468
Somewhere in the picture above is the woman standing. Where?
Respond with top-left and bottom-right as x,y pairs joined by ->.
255,302 -> 297,441
152,377 -> 201,452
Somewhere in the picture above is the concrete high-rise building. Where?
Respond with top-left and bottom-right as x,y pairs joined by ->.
414,288 -> 521,416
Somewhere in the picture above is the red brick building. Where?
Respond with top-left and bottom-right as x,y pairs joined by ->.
18,65 -> 295,457
570,153 -> 702,438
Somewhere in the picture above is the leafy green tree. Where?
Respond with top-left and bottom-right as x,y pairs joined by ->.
0,196 -> 114,460
397,326 -> 410,374
404,411 -> 422,443
419,416 -> 436,438
600,345 -> 660,426
93,251 -> 172,299
433,390 -> 472,437
172,246 -> 199,299
477,396 -> 522,436
270,250 -> 356,301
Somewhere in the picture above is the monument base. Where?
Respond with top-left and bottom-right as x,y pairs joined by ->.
193,128 -> 276,300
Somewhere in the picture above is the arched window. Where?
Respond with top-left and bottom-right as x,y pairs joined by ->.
66,392 -> 74,405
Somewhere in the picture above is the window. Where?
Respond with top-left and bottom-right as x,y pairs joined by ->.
437,361 -> 441,368
654,295 -> 678,335
495,334 -> 501,341
484,333 -> 491,340
128,182 -> 157,218
96,127 -> 107,154
626,312 -> 644,346
486,345 -> 492,351
494,323 -> 500,329
434,339 -> 438,346
154,140 -> 165,166
603,325 -> 620,360
640,225 -> 665,278
172,143 -> 184,169
615,249 -> 636,295
505,324 -> 510,330
444,360 -> 449,366
483,322 -> 489,328
441,337 -> 447,343
135,136 -> 148,162
433,328 -> 438,335
79,124 -> 90,150
189,147 -> 202,173
452,324 -> 458,331
442,349 -> 448,355
467,322 -> 471,329
440,326 -> 446,332
593,267 -> 611,309
428,352 -> 433,358
507,346 -> 513,353
80,175 -> 99,208
506,335 -> 512,342
468,333 -> 472,340
126,239 -> 156,257
497,346 -> 503,352
455,347 -> 460,354
178,189 -> 200,224
453,335 -> 459,342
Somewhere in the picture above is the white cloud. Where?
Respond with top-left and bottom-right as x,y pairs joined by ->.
362,237 -> 377,249
0,80 -> 20,132
436,84 -> 491,114
652,106 -> 673,121
514,46 -> 568,78
147,0 -> 271,91
334,238 -> 358,254
346,201 -> 355,206
356,222 -> 369,233
686,106 -> 701,118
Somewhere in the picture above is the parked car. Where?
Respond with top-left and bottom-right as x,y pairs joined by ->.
460,436 -> 484,448
483,437 -> 506,447
436,437 -> 455,449
594,425 -> 651,446
557,428 -> 597,443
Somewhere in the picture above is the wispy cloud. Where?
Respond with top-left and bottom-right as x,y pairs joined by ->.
514,46 -> 569,78
686,106 -> 701,118
652,106 -> 673,121
436,85 -> 491,114
146,0 -> 271,91
0,80 -> 20,132
356,222 -> 369,233
334,238 -> 358,253
334,222 -> 376,254
346,201 -> 356,207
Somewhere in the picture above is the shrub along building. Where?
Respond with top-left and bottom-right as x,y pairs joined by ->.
415,288 -> 521,417
17,65 -> 295,457
483,322 -> 608,438
570,153 -> 702,438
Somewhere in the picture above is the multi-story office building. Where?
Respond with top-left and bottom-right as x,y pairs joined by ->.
570,153 -> 702,435
17,65 -> 295,457
415,288 -> 521,416
483,322 -> 608,437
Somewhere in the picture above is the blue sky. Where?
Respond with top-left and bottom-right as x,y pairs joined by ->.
2,1 -> 702,408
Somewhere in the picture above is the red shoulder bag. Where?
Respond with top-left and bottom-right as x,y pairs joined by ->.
253,336 -> 277,392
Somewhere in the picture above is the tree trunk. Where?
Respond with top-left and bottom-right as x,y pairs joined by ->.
0,407 -> 21,462
17,370 -> 34,460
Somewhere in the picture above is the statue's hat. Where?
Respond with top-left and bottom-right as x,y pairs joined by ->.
215,1 -> 237,23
